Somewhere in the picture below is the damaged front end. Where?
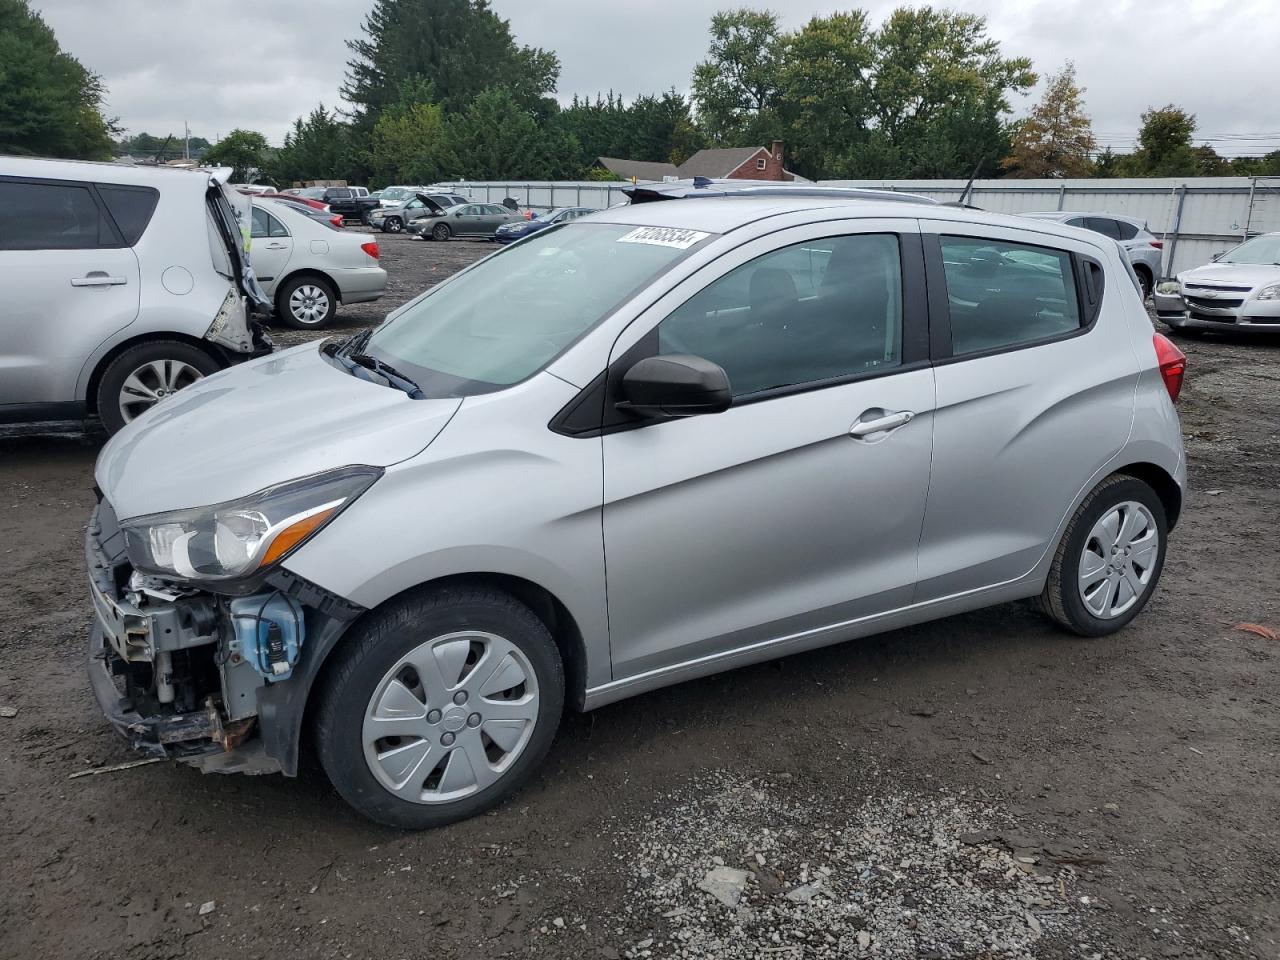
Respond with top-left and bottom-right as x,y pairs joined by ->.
86,495 -> 363,776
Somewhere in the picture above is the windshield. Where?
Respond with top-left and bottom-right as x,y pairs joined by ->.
366,222 -> 711,396
382,187 -> 414,202
1219,234 -> 1280,265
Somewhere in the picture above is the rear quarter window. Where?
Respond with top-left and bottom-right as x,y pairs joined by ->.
96,184 -> 159,246
1114,220 -> 1140,240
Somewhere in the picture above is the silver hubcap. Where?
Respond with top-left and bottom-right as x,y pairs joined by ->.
1078,501 -> 1159,619
118,359 -> 204,423
289,284 -> 330,325
363,631 -> 539,804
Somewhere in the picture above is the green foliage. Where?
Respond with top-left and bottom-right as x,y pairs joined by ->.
268,105 -> 350,185
113,131 -> 211,160
583,165 -> 622,182
1002,62 -> 1096,178
0,0 -> 114,159
692,6 -> 1034,180
206,129 -> 270,182
691,9 -> 786,146
369,92 -> 447,185
441,86 -> 579,180
556,89 -> 705,171
343,0 -> 559,132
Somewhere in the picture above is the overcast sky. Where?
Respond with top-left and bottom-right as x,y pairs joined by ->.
32,0 -> 1280,157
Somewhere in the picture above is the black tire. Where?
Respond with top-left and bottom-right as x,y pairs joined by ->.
383,217 -> 403,234
1035,475 -> 1168,637
1135,268 -> 1153,301
314,585 -> 565,829
275,274 -> 338,330
431,222 -> 452,242
95,340 -> 221,435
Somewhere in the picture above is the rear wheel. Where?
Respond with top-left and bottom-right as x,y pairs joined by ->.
96,340 -> 221,434
432,222 -> 452,242
1135,267 -> 1153,300
276,274 -> 337,330
1037,475 -> 1168,636
315,586 -> 564,829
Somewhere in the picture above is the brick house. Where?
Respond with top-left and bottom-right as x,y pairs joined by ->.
596,141 -> 795,183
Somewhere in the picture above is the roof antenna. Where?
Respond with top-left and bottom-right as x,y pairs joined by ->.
957,155 -> 985,208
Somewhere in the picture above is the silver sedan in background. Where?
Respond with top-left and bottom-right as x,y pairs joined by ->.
1024,211 -> 1164,299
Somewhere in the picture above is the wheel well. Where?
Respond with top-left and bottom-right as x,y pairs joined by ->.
275,269 -> 340,308
1132,262 -> 1153,281
356,573 -> 590,711
1114,462 -> 1182,529
85,332 -> 224,415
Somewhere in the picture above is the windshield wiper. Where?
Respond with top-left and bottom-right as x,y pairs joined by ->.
348,352 -> 425,399
321,327 -> 373,360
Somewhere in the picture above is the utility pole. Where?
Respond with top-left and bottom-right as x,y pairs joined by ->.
184,121 -> 190,160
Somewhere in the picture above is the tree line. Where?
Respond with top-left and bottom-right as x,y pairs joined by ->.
4,0 -> 1278,185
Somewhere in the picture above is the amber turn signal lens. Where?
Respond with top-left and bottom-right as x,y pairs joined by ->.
260,507 -> 338,567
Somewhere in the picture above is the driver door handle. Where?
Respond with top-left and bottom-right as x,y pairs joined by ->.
850,409 -> 914,438
71,274 -> 127,287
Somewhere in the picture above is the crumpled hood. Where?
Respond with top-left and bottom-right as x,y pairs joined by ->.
96,342 -> 461,520
1178,263 -> 1280,290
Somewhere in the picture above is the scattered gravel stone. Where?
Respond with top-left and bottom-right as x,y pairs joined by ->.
599,771 -> 1084,959
197,901 -> 216,916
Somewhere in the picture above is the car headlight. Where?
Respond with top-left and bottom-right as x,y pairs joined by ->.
120,466 -> 381,583
1256,283 -> 1280,301
1156,280 -> 1181,295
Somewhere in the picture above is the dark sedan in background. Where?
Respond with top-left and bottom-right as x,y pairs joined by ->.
495,206 -> 598,243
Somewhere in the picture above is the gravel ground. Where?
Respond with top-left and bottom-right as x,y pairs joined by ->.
1,231 -> 1278,960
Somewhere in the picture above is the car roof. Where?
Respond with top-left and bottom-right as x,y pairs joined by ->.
0,155 -> 215,190
584,195 -> 1111,246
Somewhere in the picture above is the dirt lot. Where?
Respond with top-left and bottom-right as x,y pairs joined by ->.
1,232 -> 1278,960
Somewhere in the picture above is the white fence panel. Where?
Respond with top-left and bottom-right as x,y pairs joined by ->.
433,177 -> 1276,275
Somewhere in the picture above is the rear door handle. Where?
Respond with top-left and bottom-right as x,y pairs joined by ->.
850,409 -> 914,438
265,242 -> 287,249
71,275 -> 127,287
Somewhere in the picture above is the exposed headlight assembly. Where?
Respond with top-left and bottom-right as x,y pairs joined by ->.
1255,283 -> 1280,301
1156,280 -> 1181,296
121,466 -> 381,583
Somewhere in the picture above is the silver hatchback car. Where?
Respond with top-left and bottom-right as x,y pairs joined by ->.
87,195 -> 1188,828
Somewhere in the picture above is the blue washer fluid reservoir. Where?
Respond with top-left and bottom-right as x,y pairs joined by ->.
229,593 -> 305,682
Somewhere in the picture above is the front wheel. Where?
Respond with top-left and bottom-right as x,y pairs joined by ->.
1036,475 -> 1168,636
383,217 -> 402,233
314,586 -> 565,829
96,340 -> 221,434
431,222 -> 452,242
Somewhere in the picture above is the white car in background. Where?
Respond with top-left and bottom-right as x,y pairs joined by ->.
251,198 -> 387,329
1154,232 -> 1280,336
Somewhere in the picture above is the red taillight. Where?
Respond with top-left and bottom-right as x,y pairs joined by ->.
1153,332 -> 1186,402
1150,240 -> 1163,249
361,240 -> 380,260
330,215 -> 344,228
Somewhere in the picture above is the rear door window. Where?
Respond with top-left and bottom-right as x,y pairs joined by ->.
250,207 -> 289,238
0,179 -> 116,250
938,236 -> 1083,356
96,184 -> 159,245
1084,217 -> 1122,240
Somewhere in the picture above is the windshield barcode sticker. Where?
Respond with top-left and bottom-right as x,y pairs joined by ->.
617,227 -> 709,249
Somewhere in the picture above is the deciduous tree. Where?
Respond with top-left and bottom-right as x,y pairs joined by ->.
1002,62 -> 1096,178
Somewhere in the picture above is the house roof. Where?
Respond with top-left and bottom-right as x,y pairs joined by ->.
597,157 -> 680,182
677,147 -> 766,179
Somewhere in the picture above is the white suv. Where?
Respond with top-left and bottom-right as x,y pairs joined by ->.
0,157 -> 272,434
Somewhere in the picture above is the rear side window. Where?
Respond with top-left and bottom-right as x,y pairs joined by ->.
659,233 -> 903,398
939,237 -> 1083,356
250,207 -> 289,238
1114,220 -> 1140,240
327,188 -> 352,199
0,179 -> 114,250
96,184 -> 159,245
1084,217 -> 1122,240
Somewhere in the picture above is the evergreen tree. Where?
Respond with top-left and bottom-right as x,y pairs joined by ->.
0,0 -> 115,159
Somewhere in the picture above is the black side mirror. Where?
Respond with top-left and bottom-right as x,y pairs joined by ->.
1210,252 -> 1224,262
618,355 -> 732,419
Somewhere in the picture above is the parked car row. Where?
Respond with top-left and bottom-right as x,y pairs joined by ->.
368,191 -> 469,233
285,186 -> 380,224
